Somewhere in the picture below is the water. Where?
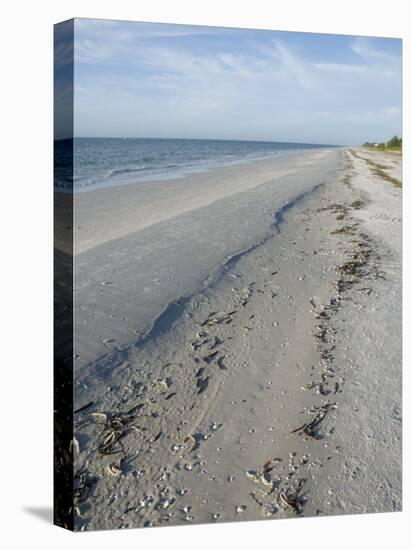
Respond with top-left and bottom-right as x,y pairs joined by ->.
55,137 -> 332,192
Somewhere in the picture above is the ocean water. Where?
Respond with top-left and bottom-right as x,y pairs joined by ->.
55,137 -> 331,192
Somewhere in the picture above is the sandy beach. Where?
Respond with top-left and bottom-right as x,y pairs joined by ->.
70,148 -> 401,530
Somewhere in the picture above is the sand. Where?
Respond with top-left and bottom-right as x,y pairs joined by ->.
72,150 -> 338,375
70,148 -> 401,530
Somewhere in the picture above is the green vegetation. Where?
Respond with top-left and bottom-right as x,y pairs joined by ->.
349,149 -> 402,188
386,135 -> 402,148
362,135 -> 402,153
367,161 -> 402,188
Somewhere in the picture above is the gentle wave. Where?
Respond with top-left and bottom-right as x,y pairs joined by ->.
55,137 -> 334,191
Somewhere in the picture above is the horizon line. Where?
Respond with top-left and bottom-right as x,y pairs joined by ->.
55,136 -> 345,147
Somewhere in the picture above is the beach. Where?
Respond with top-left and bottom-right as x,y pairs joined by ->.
70,148 -> 401,530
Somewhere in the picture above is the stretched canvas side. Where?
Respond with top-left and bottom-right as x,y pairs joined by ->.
54,18 -> 75,531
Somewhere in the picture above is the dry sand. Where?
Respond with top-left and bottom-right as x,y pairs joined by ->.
71,148 -> 401,530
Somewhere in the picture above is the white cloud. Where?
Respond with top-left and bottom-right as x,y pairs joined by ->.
272,41 -> 318,90
73,21 -> 402,144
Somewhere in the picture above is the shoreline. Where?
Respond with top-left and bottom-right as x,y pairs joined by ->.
71,148 -> 309,194
71,148 -> 340,254
55,138 -> 339,195
72,149 -> 341,375
72,147 -> 401,530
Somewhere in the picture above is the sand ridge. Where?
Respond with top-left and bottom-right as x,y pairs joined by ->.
73,150 -> 342,374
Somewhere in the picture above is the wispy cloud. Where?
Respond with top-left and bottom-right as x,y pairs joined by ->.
72,20 -> 402,144
271,41 -> 318,90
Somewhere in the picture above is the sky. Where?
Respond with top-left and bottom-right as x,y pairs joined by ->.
61,18 -> 401,145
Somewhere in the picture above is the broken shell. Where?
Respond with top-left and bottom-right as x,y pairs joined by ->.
138,495 -> 153,508
158,378 -> 172,389
260,474 -> 273,487
236,505 -> 247,514
91,412 -> 107,423
263,458 -> 281,472
101,431 -> 117,448
278,490 -> 299,512
182,434 -> 197,453
106,463 -> 122,477
156,497 -> 176,511
69,437 -> 80,455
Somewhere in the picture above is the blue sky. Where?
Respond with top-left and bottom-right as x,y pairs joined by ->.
71,18 -> 402,145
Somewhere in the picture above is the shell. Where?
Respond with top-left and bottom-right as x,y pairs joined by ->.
156,497 -> 176,511
91,412 -> 108,423
106,463 -> 122,477
262,458 -> 281,472
69,437 -> 80,455
182,434 -> 197,453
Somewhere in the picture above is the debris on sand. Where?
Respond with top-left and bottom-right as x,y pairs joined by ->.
182,434 -> 197,453
277,482 -> 305,514
331,224 -> 357,236
197,377 -> 210,394
217,356 -> 227,370
291,403 -> 336,440
96,412 -> 138,455
200,310 -> 237,327
73,470 -> 97,512
156,497 -> 176,511
106,462 -> 122,477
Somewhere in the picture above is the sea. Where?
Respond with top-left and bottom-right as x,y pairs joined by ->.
54,137 -> 332,192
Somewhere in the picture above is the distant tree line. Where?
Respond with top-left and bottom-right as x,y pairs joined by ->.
362,135 -> 402,149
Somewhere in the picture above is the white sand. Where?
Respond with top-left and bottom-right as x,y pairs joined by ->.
73,149 -> 338,373
73,150 -> 330,254
72,148 -> 401,530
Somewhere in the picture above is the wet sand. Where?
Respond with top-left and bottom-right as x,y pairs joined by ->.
71,148 -> 401,530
